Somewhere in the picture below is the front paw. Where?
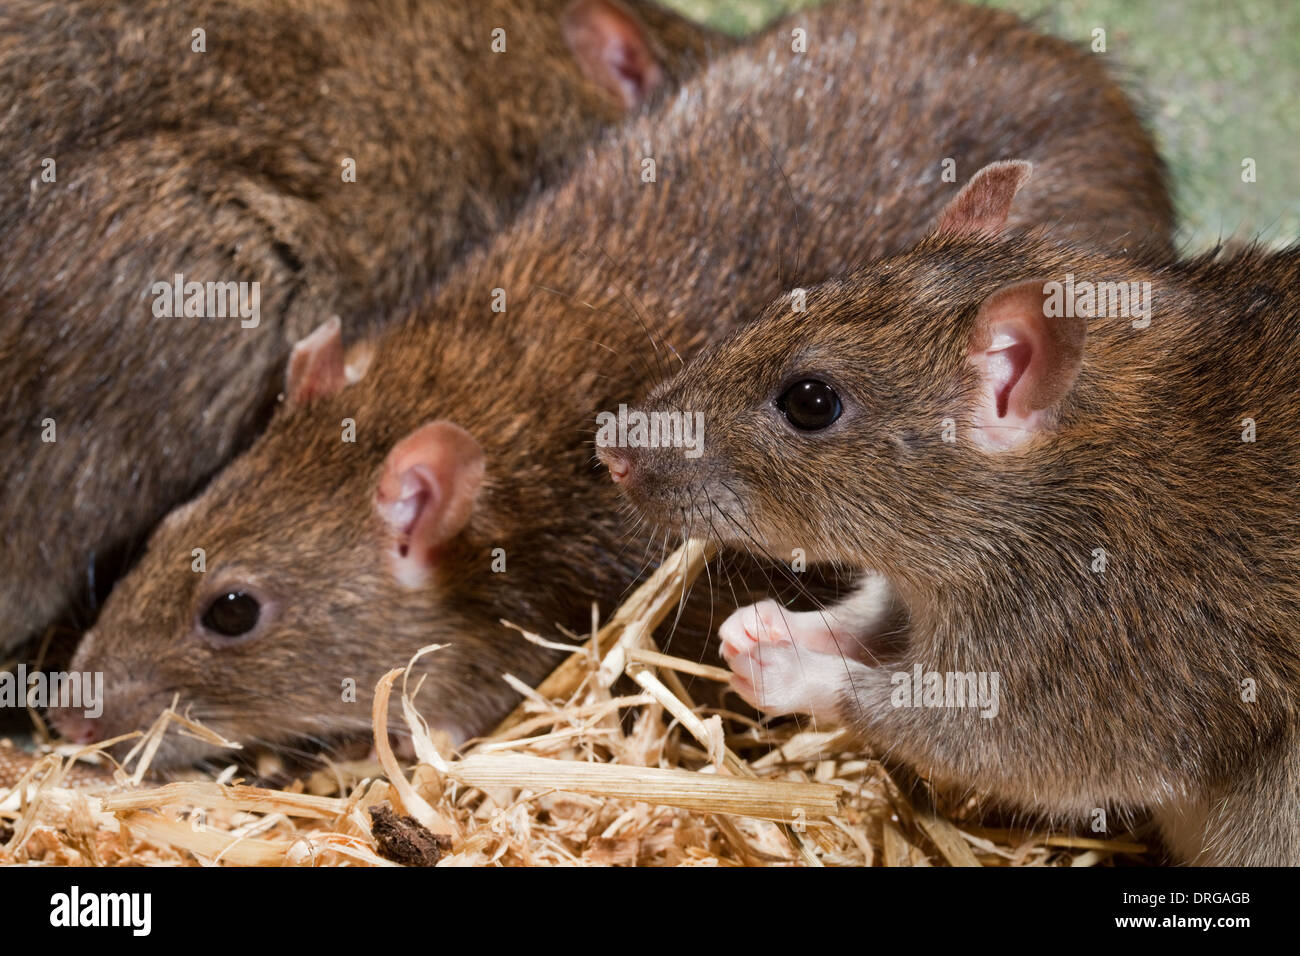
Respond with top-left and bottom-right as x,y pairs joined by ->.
718,600 -> 851,663
728,643 -> 849,721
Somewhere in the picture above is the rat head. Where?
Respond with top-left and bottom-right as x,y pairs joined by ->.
53,318 -> 502,768
603,161 -> 1094,573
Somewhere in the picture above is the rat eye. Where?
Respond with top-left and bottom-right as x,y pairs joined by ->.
201,591 -> 261,638
778,379 -> 842,431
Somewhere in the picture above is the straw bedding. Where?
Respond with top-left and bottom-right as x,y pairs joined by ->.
0,541 -> 1153,867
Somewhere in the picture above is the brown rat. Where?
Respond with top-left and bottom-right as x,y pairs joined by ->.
608,161 -> 1300,865
0,0 -> 725,652
54,0 -> 1173,769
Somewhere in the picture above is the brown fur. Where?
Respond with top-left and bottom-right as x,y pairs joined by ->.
621,233 -> 1300,865
59,0 -> 1172,768
0,0 -> 725,649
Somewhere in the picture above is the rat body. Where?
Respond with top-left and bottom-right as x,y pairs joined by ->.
611,162 -> 1300,865
0,0 -> 725,651
56,0 -> 1173,768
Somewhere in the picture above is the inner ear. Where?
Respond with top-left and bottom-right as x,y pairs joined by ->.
984,335 -> 1032,419
562,0 -> 664,110
374,421 -> 485,588
968,280 -> 1085,450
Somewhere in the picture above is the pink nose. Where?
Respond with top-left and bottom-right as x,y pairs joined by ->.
53,712 -> 101,745
598,448 -> 631,483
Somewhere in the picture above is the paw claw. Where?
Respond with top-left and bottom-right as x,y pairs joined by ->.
718,599 -> 796,662
718,598 -> 853,665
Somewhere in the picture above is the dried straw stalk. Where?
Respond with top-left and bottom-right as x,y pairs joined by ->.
0,539 -> 1152,866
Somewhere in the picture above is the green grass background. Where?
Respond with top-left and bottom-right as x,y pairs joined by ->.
667,0 -> 1300,250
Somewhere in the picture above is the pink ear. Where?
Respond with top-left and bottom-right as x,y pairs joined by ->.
968,280 -> 1085,450
933,160 -> 1033,240
374,422 -> 486,587
286,316 -> 346,406
562,0 -> 663,110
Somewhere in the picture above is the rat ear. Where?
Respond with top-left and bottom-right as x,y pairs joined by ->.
562,0 -> 664,110
374,421 -> 486,588
933,160 -> 1033,240
968,280 -> 1085,450
286,316 -> 346,406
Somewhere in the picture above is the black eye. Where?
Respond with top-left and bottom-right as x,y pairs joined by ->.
778,379 -> 842,431
201,591 -> 261,638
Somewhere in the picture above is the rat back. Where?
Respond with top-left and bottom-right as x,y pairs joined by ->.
0,0 -> 724,651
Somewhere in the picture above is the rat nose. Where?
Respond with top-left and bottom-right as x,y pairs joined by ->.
597,447 -> 632,483
52,711 -> 101,745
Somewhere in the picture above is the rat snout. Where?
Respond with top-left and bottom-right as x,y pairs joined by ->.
38,627 -> 109,745
50,709 -> 102,745
54,627 -> 162,751
597,445 -> 633,483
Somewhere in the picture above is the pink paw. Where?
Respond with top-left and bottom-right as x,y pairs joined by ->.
718,600 -> 849,663
728,642 -> 848,720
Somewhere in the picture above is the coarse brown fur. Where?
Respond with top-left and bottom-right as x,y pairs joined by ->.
60,0 -> 1173,768
0,0 -> 726,650
620,230 -> 1300,865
